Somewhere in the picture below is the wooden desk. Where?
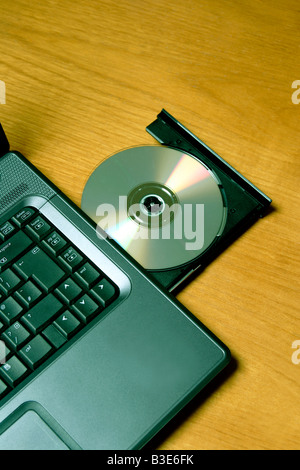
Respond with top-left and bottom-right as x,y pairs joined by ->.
0,0 -> 299,450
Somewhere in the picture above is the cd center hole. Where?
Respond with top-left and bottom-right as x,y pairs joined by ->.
141,194 -> 165,215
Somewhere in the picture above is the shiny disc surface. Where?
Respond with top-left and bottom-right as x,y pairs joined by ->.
81,146 -> 227,270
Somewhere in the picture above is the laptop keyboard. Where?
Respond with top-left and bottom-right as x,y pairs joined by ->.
0,207 -> 118,402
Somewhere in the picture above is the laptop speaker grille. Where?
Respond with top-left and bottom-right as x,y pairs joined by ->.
0,152 -> 55,216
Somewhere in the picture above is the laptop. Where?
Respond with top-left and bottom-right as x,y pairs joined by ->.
0,123 -> 230,450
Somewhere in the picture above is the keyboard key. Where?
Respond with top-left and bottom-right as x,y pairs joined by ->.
54,311 -> 81,339
0,356 -> 28,387
55,278 -> 82,305
42,324 -> 67,349
2,322 -> 30,351
26,216 -> 52,241
0,379 -> 8,399
75,263 -> 100,289
15,281 -> 42,308
12,208 -> 36,228
21,294 -> 64,334
42,231 -> 67,256
0,269 -> 21,295
91,278 -> 116,307
72,294 -> 100,324
0,231 -> 32,272
14,246 -> 65,293
59,247 -> 83,273
19,335 -> 52,370
0,221 -> 16,241
0,297 -> 23,325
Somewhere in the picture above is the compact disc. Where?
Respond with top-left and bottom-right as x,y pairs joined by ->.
81,146 -> 227,270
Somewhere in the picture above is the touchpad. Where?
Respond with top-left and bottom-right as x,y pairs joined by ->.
0,410 -> 69,450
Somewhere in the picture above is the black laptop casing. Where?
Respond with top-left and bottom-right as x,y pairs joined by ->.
0,147 -> 230,449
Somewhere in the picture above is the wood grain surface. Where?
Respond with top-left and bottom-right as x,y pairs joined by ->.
0,0 -> 299,450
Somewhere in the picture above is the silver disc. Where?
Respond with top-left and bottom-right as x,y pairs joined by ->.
81,146 -> 227,270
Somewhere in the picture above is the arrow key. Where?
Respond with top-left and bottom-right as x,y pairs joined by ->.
72,294 -> 100,324
91,278 -> 117,307
54,311 -> 81,339
55,278 -> 82,305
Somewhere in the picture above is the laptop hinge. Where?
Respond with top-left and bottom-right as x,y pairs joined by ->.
0,123 -> 10,157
